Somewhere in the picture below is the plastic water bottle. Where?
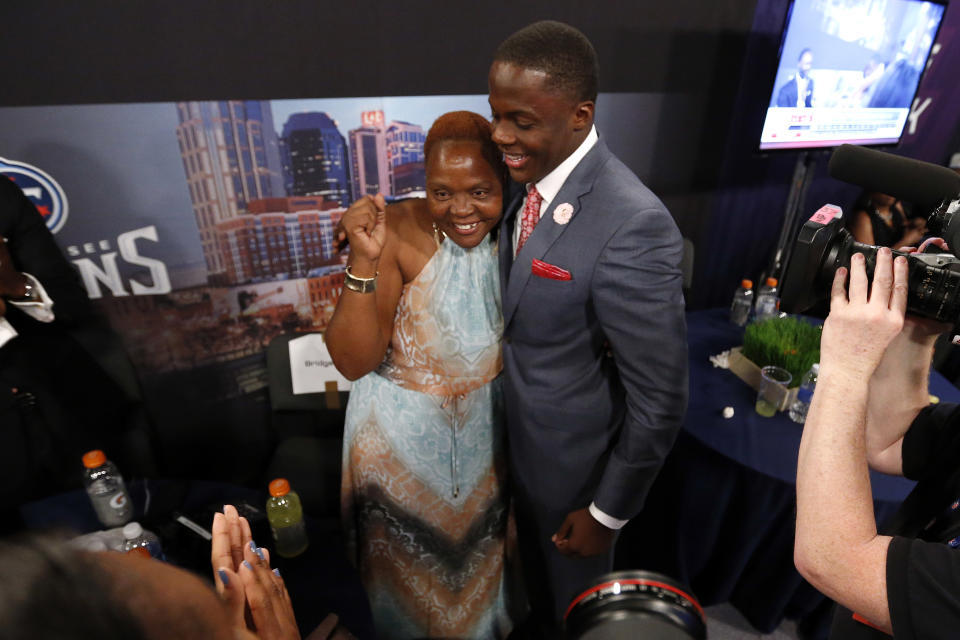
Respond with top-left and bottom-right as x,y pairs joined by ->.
266,478 -> 309,558
789,363 -> 819,423
754,277 -> 780,322
121,521 -> 164,560
82,450 -> 132,527
730,279 -> 754,326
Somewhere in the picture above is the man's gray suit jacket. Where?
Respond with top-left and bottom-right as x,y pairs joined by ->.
498,137 -> 689,524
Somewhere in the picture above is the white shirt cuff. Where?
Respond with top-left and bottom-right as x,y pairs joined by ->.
8,273 -> 55,323
0,317 -> 18,349
589,502 -> 629,530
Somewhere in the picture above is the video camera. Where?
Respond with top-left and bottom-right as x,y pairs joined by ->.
780,144 -> 960,323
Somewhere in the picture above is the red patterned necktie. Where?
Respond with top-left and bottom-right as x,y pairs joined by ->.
516,185 -> 543,253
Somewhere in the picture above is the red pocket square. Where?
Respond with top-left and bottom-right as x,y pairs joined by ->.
531,258 -> 572,281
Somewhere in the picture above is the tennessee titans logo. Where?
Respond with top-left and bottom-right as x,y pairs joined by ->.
0,157 -> 69,234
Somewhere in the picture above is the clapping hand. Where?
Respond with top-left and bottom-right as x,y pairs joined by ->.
211,505 -> 300,640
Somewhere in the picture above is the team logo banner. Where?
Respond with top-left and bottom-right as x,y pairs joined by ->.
0,157 -> 69,233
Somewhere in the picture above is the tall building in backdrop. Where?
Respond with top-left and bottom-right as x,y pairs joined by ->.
280,112 -> 351,207
349,110 -> 389,201
175,100 -> 286,285
385,120 -> 425,196
216,196 -> 343,285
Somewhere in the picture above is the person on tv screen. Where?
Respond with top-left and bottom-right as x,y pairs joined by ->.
776,48 -> 815,108
868,28 -> 930,109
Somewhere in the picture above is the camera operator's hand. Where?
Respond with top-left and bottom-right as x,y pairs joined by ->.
861,242 -> 951,476
821,248 -> 908,381
901,236 -> 949,255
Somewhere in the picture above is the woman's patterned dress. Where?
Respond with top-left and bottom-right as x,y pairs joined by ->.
341,234 -> 514,639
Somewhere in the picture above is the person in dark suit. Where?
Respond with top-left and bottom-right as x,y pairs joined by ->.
0,177 -> 142,532
488,21 -> 688,635
776,48 -> 815,108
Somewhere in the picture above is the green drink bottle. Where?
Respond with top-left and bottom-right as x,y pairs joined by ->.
266,478 -> 309,558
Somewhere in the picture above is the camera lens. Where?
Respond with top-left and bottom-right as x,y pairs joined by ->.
565,570 -> 706,640
781,215 -> 960,323
829,233 -> 960,323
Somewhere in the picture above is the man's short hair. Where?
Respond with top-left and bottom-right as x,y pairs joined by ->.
493,20 -> 599,103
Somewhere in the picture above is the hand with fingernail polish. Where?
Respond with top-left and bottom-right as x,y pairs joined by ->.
212,505 -> 300,639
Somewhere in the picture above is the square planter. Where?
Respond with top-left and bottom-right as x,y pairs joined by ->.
727,347 -> 798,412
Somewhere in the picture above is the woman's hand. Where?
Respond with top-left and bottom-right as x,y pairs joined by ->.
212,505 -> 300,639
340,194 -> 387,268
238,539 -> 300,640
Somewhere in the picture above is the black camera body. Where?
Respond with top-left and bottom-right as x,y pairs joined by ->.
780,200 -> 960,323
781,144 -> 960,322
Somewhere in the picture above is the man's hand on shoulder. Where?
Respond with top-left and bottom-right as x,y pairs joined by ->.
552,508 -> 616,557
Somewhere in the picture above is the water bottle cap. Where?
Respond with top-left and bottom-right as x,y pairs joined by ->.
269,478 -> 291,497
766,277 -> 778,287
122,522 -> 143,539
741,279 -> 753,289
811,363 -> 820,373
82,450 -> 106,469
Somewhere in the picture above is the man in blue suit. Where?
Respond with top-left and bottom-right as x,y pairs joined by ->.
489,20 -> 689,636
776,48 -> 815,108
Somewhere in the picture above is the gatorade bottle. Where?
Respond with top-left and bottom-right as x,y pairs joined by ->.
121,521 -> 164,560
754,277 -> 780,322
729,279 -> 754,326
266,478 -> 309,558
82,450 -> 132,527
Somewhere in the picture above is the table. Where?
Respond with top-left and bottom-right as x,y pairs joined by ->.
20,478 -> 375,639
616,308 -> 960,639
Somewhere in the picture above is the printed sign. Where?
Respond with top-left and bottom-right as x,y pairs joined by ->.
288,333 -> 352,395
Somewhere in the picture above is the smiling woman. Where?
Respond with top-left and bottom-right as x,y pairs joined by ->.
425,139 -> 503,248
324,111 -> 519,639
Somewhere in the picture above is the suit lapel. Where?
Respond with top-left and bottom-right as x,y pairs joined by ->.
502,140 -> 611,328
499,186 -> 525,297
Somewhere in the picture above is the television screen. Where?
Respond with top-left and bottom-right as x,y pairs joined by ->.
759,0 -> 945,151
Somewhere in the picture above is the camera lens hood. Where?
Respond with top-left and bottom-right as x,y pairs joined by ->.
564,570 -> 706,640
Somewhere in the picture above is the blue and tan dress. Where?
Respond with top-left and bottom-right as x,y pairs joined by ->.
341,234 -> 514,639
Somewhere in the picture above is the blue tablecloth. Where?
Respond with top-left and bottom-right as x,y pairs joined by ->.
616,308 -> 960,638
683,308 -> 946,496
